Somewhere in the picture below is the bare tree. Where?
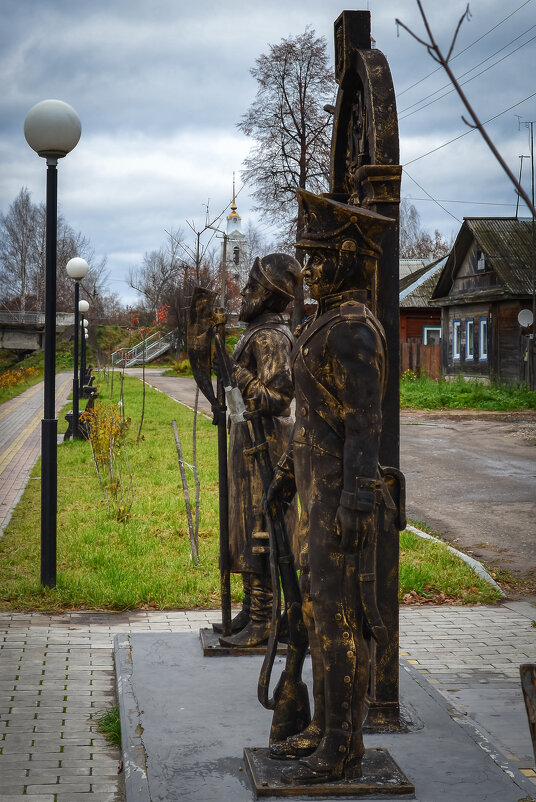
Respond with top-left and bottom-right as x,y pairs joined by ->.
0,187 -> 113,314
238,27 -> 336,246
0,188 -> 39,310
128,228 -> 186,316
400,200 -> 453,259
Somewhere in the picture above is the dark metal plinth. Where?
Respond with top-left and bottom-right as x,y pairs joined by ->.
244,747 -> 415,798
200,627 -> 287,657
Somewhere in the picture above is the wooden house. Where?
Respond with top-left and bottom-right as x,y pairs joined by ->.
399,258 -> 445,378
431,218 -> 535,384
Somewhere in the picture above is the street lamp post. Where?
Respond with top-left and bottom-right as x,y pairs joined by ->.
79,301 -> 89,394
24,99 -> 81,588
66,258 -> 88,439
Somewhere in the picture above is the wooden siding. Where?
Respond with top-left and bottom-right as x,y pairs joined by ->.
445,241 -> 503,300
442,300 -> 529,382
400,342 -> 441,379
400,309 -> 441,342
496,301 -> 526,381
443,303 -> 491,379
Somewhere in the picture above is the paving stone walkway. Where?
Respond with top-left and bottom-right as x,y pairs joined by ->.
1,603 -> 535,800
0,374 -> 72,536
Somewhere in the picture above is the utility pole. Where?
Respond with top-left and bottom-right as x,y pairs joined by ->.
518,118 -> 536,389
516,155 -> 530,218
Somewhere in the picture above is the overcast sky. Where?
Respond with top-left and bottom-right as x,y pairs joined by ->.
1,0 -> 535,304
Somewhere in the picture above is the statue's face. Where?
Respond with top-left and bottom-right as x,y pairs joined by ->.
301,250 -> 338,300
240,276 -> 268,322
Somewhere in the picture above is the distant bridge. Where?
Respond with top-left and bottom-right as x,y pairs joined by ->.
0,311 -> 75,352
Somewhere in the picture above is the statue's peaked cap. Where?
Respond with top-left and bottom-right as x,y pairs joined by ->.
296,188 -> 393,256
251,252 -> 302,300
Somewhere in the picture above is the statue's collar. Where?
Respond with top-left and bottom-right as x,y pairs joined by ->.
247,310 -> 285,329
317,289 -> 368,315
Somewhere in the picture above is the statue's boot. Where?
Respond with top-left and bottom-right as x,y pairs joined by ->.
218,573 -> 271,648
213,573 -> 251,634
270,609 -> 325,760
281,593 -> 368,785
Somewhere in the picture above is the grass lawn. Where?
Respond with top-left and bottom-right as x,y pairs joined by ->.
401,373 -> 536,410
0,374 -> 501,611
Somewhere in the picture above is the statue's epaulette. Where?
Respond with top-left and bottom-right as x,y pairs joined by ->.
291,300 -> 388,395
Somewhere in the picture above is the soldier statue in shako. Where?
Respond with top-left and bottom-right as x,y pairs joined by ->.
267,189 -> 399,784
216,253 -> 301,649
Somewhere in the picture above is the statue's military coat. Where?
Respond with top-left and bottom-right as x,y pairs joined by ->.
228,311 -> 298,573
289,291 -> 387,739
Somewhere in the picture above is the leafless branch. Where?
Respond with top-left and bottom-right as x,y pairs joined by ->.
172,419 -> 199,565
396,2 -> 536,219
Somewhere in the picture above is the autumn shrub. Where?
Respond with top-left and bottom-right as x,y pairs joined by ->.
0,364 -> 39,389
81,402 -> 135,521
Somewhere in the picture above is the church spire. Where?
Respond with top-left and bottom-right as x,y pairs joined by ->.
227,172 -> 241,232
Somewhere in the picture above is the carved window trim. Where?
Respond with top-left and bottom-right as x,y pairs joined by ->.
452,318 -> 461,361
422,325 -> 441,345
465,318 -> 474,361
478,317 -> 488,362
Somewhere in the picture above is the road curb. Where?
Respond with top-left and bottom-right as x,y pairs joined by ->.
406,524 -> 505,595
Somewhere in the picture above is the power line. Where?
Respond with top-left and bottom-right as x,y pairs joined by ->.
399,26 -> 536,119
403,88 -> 536,167
405,196 -> 516,207
403,171 -> 462,223
397,0 -> 534,98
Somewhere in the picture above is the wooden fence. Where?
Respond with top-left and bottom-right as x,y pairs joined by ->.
400,342 -> 441,379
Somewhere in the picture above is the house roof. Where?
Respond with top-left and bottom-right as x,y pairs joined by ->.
400,257 -> 446,307
432,217 -> 534,300
399,258 -> 430,279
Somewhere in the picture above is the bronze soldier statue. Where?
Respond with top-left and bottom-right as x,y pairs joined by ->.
217,253 -> 301,649
266,189 -> 397,784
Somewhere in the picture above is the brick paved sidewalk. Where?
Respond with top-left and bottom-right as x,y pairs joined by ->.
0,374 -> 72,536
1,604 -> 535,800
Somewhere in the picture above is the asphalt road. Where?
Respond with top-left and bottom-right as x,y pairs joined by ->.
129,370 -> 536,578
400,410 -> 536,577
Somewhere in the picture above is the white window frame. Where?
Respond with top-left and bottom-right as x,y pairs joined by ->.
452,319 -> 461,361
422,326 -> 441,345
465,319 -> 474,361
478,317 -> 488,361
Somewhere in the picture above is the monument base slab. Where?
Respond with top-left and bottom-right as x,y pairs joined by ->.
244,746 -> 415,797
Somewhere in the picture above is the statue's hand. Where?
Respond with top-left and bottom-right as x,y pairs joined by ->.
264,466 -> 296,512
335,506 -> 375,553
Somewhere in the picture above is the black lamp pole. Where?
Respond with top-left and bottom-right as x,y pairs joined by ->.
41,157 -> 58,587
72,283 -> 81,437
80,314 -> 86,393
24,98 -> 82,589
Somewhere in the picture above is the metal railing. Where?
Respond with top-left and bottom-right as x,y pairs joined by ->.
111,330 -> 177,367
0,311 -> 74,326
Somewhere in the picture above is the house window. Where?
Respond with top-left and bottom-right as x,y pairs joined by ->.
465,319 -> 474,360
478,317 -> 488,361
477,249 -> 486,272
423,326 -> 441,345
233,246 -> 240,265
452,319 -> 461,361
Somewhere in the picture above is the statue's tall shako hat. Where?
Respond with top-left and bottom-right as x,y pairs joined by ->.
296,188 -> 393,280
250,252 -> 302,300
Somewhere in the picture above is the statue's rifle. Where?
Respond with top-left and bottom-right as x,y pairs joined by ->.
212,333 -> 310,744
187,288 -> 232,636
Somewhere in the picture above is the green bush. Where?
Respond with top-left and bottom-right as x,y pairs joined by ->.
165,358 -> 192,376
